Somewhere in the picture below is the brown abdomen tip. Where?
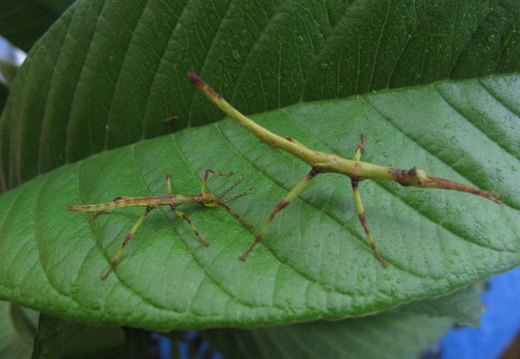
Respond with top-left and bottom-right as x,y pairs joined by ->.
187,71 -> 204,86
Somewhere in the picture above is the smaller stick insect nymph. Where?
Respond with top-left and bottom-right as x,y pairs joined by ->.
68,170 -> 252,280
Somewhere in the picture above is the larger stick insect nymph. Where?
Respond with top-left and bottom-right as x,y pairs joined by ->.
69,170 -> 252,280
188,71 -> 501,267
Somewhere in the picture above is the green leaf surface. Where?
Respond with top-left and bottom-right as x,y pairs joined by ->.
0,0 -> 75,52
0,75 -> 518,330
0,301 -> 38,359
203,310 -> 453,359
2,0 -> 520,188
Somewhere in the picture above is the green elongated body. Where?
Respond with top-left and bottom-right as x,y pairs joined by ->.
188,71 -> 501,264
187,72 -> 500,201
68,193 -> 214,212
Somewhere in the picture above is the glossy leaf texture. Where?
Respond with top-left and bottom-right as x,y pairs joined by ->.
0,75 -> 518,330
1,0 -> 520,188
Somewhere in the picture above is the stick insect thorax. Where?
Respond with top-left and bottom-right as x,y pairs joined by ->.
68,193 -> 216,213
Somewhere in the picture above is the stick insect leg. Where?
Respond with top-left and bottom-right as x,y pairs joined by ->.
213,200 -> 253,227
351,134 -> 388,267
215,174 -> 245,198
170,205 -> 210,247
240,168 -> 319,261
101,205 -> 155,280
201,169 -> 233,192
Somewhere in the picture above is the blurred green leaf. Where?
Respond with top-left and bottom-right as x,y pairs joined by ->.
32,314 -> 124,359
201,284 -> 479,359
396,283 -> 483,327
0,60 -> 18,86
0,301 -> 38,359
203,310 -> 452,359
0,0 -> 75,52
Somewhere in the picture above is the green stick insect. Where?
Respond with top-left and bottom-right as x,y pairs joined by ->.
187,71 -> 501,266
69,170 -> 252,280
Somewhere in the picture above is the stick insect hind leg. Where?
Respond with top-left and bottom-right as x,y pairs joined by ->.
239,167 -> 320,260
101,205 -> 155,280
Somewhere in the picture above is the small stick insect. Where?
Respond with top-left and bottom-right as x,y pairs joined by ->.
188,71 -> 502,265
69,170 -> 252,280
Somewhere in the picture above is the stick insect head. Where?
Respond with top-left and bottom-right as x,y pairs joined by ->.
202,173 -> 253,227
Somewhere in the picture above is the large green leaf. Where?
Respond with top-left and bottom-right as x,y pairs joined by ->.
1,0 -> 519,188
0,75 -> 518,330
